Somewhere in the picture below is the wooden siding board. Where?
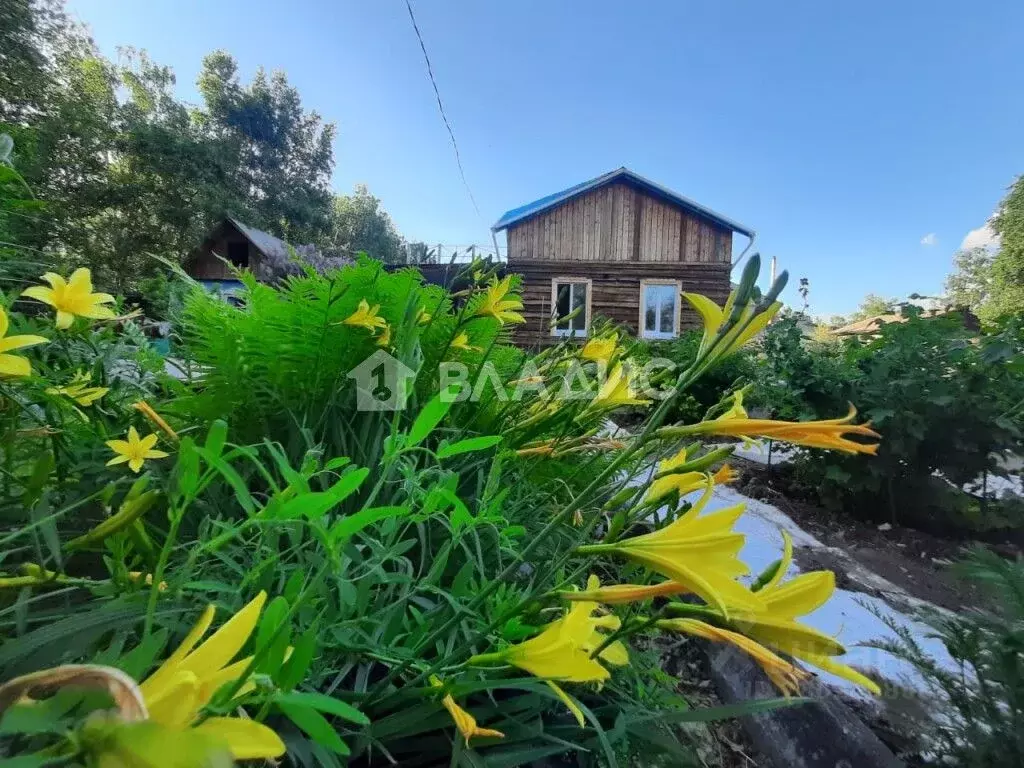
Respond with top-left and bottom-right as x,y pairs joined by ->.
507,258 -> 731,346
501,181 -> 740,267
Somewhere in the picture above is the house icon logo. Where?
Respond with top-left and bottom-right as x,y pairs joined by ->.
347,349 -> 417,411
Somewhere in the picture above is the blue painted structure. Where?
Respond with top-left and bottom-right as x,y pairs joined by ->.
491,167 -> 754,237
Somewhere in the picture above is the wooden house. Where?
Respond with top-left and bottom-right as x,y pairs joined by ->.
493,168 -> 754,344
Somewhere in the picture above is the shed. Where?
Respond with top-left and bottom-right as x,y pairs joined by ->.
186,217 -> 351,298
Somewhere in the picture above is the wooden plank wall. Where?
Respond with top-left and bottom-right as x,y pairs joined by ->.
506,182 -> 733,264
509,260 -> 731,346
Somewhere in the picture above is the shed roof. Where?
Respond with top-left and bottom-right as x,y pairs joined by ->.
220,216 -> 352,279
491,167 -> 754,238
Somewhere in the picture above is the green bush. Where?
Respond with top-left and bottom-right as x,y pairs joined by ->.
755,310 -> 1024,533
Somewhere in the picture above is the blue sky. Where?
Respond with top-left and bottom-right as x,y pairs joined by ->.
67,0 -> 1023,316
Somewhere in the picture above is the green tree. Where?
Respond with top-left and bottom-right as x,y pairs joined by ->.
945,247 -> 994,313
326,184 -> 404,262
850,293 -> 896,320
196,51 -> 336,245
988,175 -> 1024,319
1,1 -> 340,292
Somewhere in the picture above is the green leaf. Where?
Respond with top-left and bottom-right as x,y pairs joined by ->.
329,505 -> 407,544
437,435 -> 503,459
0,704 -> 63,735
254,596 -> 290,673
203,419 -> 228,459
278,702 -> 350,755
277,691 -> 370,726
272,468 -> 369,520
195,446 -> 254,514
278,631 -> 317,691
21,451 -> 53,508
406,387 -> 457,446
323,456 -> 351,472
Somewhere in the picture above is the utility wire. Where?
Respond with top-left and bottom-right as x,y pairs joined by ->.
403,0 -> 482,218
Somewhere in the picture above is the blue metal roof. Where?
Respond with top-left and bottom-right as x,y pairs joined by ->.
491,167 -> 754,238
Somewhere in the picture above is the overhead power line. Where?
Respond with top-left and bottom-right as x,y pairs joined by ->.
403,0 -> 482,218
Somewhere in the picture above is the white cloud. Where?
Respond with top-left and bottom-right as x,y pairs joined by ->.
960,222 -> 1000,251
920,233 -> 938,246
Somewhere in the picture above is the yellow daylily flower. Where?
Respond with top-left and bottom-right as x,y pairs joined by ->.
106,427 -> 170,473
22,268 -> 116,329
669,391 -> 881,455
580,334 -> 617,364
723,532 -> 881,695
657,617 -> 808,696
46,371 -> 108,407
132,401 -> 178,441
341,299 -> 387,334
416,307 -> 432,325
450,331 -> 482,353
137,592 -> 286,760
645,448 -> 739,504
589,363 -> 651,412
475,275 -> 524,324
578,481 -> 755,617
0,305 -> 48,377
470,578 -> 626,683
375,323 -> 392,347
684,288 -> 781,358
430,676 -> 505,745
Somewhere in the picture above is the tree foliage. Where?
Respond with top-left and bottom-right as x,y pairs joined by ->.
989,175 -> 1024,319
0,0 -> 411,296
946,247 -> 995,313
325,184 -> 405,262
755,311 -> 1024,534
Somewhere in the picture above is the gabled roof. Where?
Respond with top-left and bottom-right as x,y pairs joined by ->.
220,216 -> 352,279
491,167 -> 754,238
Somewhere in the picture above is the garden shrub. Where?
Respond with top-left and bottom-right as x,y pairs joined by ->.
755,310 -> 1024,534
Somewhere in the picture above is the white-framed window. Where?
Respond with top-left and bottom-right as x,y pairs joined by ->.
551,277 -> 591,337
640,280 -> 681,339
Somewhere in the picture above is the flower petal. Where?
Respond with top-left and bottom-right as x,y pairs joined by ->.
0,354 -> 31,377
128,457 -> 145,473
21,286 -> 55,306
145,670 -> 201,727
177,592 -> 267,680
192,716 -> 286,759
0,334 -> 49,354
144,449 -> 170,460
141,605 -> 216,701
139,433 -> 159,451
545,681 -> 585,727
82,305 -> 116,320
762,570 -> 835,617
797,652 -> 882,695
55,311 -> 75,329
106,454 -> 130,466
